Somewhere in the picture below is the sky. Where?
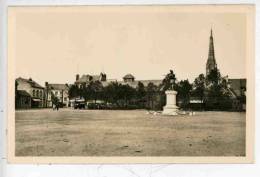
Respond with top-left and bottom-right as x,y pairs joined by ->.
11,6 -> 247,86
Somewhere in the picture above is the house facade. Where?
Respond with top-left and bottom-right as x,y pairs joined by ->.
16,77 -> 45,108
45,82 -> 70,107
15,90 -> 31,109
228,78 -> 246,110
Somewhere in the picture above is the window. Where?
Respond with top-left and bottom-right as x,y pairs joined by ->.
39,91 -> 42,97
55,91 -> 58,95
64,97 -> 67,101
33,90 -> 35,97
36,90 -> 39,97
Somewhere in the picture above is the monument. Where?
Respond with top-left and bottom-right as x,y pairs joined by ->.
162,70 -> 179,115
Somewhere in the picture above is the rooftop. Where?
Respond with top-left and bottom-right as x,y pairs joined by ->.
75,74 -> 101,83
100,79 -> 162,88
123,74 -> 135,79
47,83 -> 69,90
228,78 -> 246,97
16,77 -> 44,89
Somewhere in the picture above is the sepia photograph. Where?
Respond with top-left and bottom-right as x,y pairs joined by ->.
7,5 -> 255,163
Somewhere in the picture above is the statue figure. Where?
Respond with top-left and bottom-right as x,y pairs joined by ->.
168,70 -> 176,90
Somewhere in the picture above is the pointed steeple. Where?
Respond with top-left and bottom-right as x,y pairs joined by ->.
208,28 -> 215,59
206,28 -> 217,76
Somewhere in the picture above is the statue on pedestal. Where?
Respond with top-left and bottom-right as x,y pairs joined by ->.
162,70 -> 179,116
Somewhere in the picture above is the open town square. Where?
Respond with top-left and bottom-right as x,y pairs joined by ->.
16,109 -> 245,156
12,8 -> 248,158
14,29 -> 247,157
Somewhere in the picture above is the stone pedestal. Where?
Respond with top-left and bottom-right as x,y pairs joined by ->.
162,90 -> 178,115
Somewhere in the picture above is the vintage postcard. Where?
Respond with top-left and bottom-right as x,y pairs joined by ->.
7,5 -> 255,163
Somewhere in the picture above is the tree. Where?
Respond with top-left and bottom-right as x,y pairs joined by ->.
206,68 -> 221,85
87,81 -> 103,103
104,82 -> 120,105
192,74 -> 206,103
177,79 -> 192,108
136,81 -> 146,107
146,82 -> 158,110
119,84 -> 136,107
68,84 -> 80,99
205,69 -> 232,110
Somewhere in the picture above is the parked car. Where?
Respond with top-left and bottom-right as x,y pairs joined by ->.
87,102 -> 110,109
87,103 -> 96,109
74,98 -> 86,109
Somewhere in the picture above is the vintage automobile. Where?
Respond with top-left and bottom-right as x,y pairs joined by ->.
73,98 -> 86,109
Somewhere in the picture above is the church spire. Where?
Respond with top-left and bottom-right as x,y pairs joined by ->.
208,28 -> 215,59
206,28 -> 217,76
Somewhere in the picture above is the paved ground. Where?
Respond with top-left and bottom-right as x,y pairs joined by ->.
15,109 -> 246,156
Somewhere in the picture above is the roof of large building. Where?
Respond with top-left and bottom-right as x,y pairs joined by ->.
75,74 -> 101,83
16,77 -> 44,89
74,73 -> 162,88
47,84 -> 69,90
75,74 -> 91,83
120,80 -> 162,88
100,79 -> 162,88
228,78 -> 246,97
92,75 -> 100,81
123,74 -> 135,79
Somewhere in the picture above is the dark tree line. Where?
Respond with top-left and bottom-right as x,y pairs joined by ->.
69,80 -> 160,109
68,69 -> 237,110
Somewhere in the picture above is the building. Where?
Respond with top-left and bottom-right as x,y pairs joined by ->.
45,83 -> 70,107
73,72 -> 163,90
206,29 -> 218,76
71,72 -> 164,109
15,90 -> 31,109
120,74 -> 162,88
228,78 -> 246,110
123,74 -> 135,82
75,72 -> 107,88
228,79 -> 246,97
16,77 -> 44,108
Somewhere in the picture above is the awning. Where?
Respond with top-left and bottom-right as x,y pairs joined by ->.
190,100 -> 204,103
32,98 -> 41,102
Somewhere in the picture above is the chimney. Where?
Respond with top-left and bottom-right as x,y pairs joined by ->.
45,82 -> 48,87
76,74 -> 79,81
101,73 -> 106,81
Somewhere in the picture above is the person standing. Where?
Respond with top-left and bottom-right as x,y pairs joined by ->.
56,103 -> 59,111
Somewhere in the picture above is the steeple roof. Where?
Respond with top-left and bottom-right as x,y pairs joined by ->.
206,29 -> 217,76
208,28 -> 215,59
